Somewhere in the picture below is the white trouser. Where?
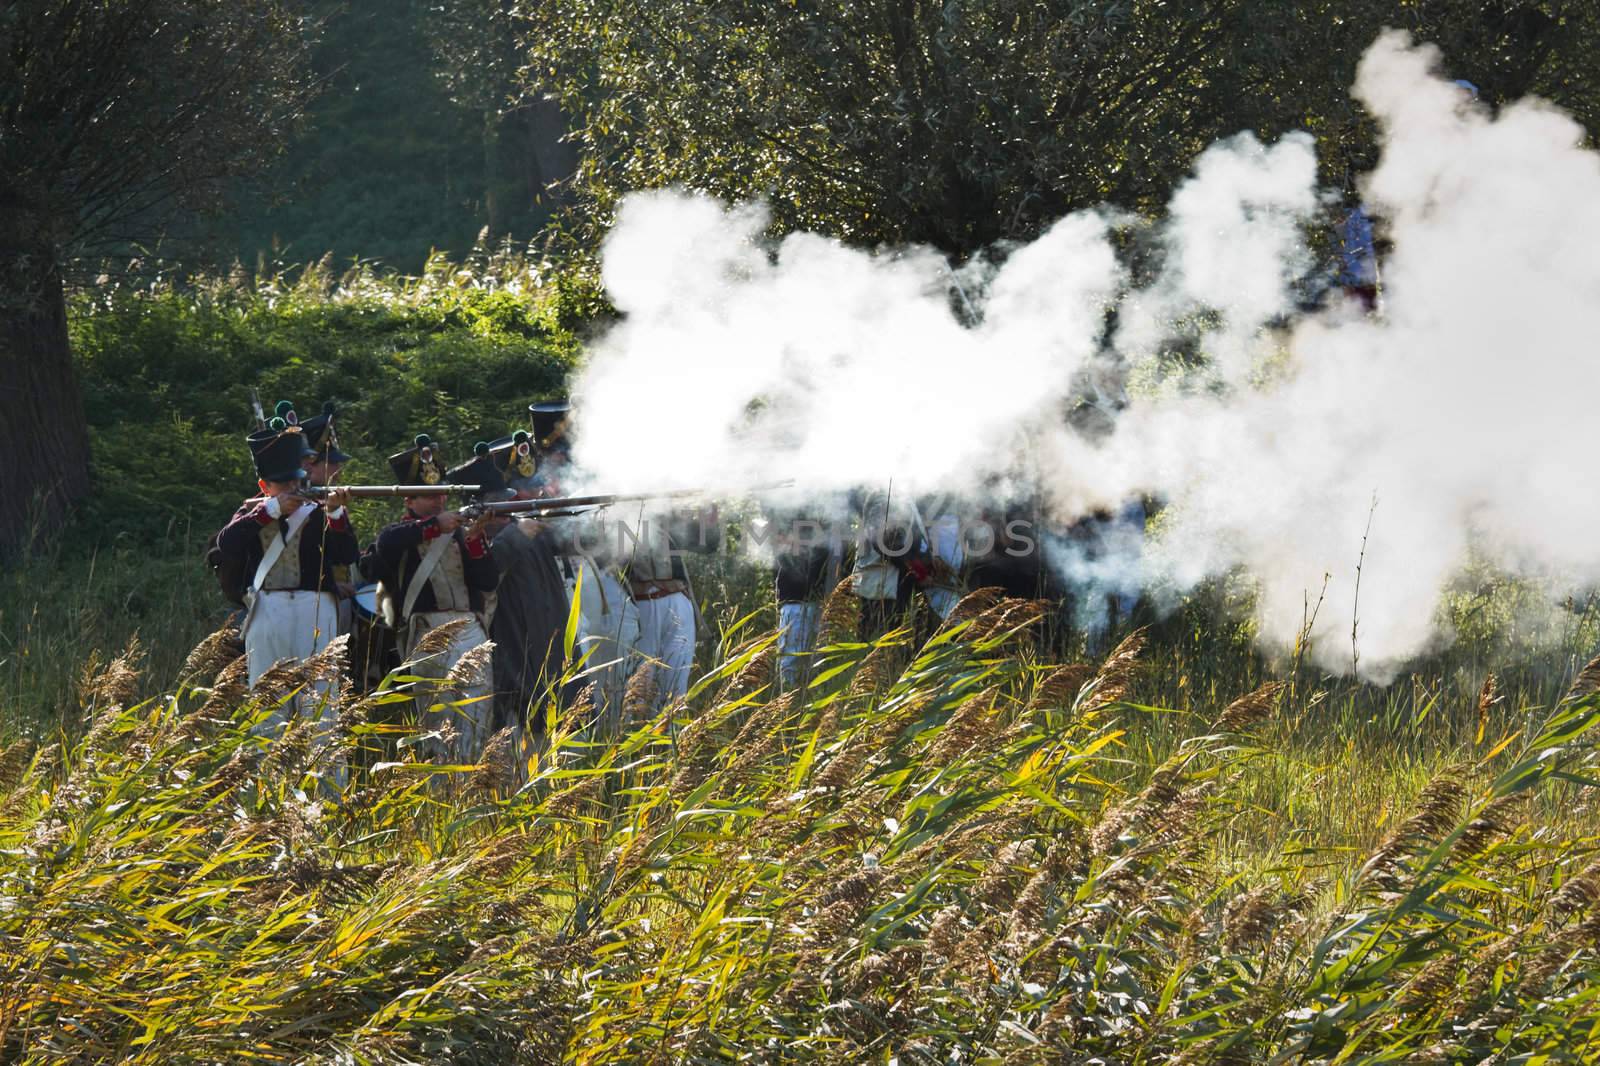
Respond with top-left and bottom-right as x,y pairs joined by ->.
571,563 -> 640,730
778,602 -> 821,689
243,588 -> 339,714
244,589 -> 338,687
242,589 -> 344,786
852,560 -> 899,601
633,591 -> 695,709
405,610 -> 492,764
923,514 -> 966,619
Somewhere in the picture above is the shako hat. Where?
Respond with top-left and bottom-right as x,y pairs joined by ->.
528,400 -> 572,451
489,429 -> 539,484
446,442 -> 512,501
247,419 -> 310,483
295,400 -> 353,464
388,433 -> 447,486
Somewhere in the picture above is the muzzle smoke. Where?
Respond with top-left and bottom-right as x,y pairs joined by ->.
571,31 -> 1600,678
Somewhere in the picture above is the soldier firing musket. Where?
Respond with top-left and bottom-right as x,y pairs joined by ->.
209,398 -> 362,634
223,398 -> 355,511
210,417 -> 359,790
462,436 -> 573,751
487,406 -> 641,732
359,434 -> 500,765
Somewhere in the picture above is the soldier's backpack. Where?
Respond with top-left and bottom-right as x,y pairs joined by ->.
205,527 -> 248,607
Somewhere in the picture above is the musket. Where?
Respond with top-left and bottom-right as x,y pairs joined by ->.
300,484 -> 483,498
467,486 -> 708,516
249,388 -> 267,431
460,480 -> 795,518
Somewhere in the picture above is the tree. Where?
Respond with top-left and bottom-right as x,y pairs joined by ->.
425,0 -> 576,242
0,1 -> 316,552
519,0 -> 1600,258
226,0 -> 516,272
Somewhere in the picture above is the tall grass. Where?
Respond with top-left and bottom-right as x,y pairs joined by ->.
3,590 -> 1600,1062
0,531 -> 224,739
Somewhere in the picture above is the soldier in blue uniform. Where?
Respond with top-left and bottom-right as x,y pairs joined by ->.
465,439 -> 571,741
212,419 -> 357,738
363,435 -> 499,763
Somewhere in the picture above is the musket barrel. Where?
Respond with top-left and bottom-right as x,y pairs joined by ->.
304,479 -> 788,506
541,481 -> 794,511
526,487 -> 707,510
301,484 -> 482,498
462,479 -> 795,516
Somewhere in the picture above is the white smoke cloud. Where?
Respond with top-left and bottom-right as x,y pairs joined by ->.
1116,130 -> 1321,389
580,195 -> 1121,499
571,30 -> 1600,678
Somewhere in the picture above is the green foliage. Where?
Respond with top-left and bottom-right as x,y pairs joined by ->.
66,252 -> 579,548
0,0 -> 322,553
4,600 -> 1600,1060
221,0 -> 571,273
421,0 -> 577,244
0,546 -> 214,741
0,0 -> 317,281
523,0 -> 1600,258
222,0 -> 485,271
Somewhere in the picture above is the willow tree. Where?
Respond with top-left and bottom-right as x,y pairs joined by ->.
0,1 -> 316,552
519,0 -> 1598,258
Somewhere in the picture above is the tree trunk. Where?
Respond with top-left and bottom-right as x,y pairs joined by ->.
0,247 -> 91,556
524,95 -> 576,209
483,108 -> 503,239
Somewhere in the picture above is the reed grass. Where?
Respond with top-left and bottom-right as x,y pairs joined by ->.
2,591 -> 1600,1062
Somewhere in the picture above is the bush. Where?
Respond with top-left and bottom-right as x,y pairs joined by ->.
0,255 -> 583,731
68,253 -> 580,549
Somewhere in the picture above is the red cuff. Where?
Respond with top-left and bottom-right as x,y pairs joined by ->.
464,532 -> 488,559
326,511 -> 350,533
251,503 -> 274,526
421,518 -> 443,541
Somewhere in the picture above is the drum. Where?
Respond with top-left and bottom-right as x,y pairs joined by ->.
353,583 -> 379,622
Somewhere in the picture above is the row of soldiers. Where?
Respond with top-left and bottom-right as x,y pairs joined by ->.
769,484 -> 1147,690
210,399 -> 719,768
211,397 -> 1148,771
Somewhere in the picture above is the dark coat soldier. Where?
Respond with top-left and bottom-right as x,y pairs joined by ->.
472,437 -> 571,740
213,420 -> 357,738
495,410 -> 639,730
362,434 -> 498,762
771,507 -> 842,689
286,398 -> 359,630
211,400 -> 350,585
